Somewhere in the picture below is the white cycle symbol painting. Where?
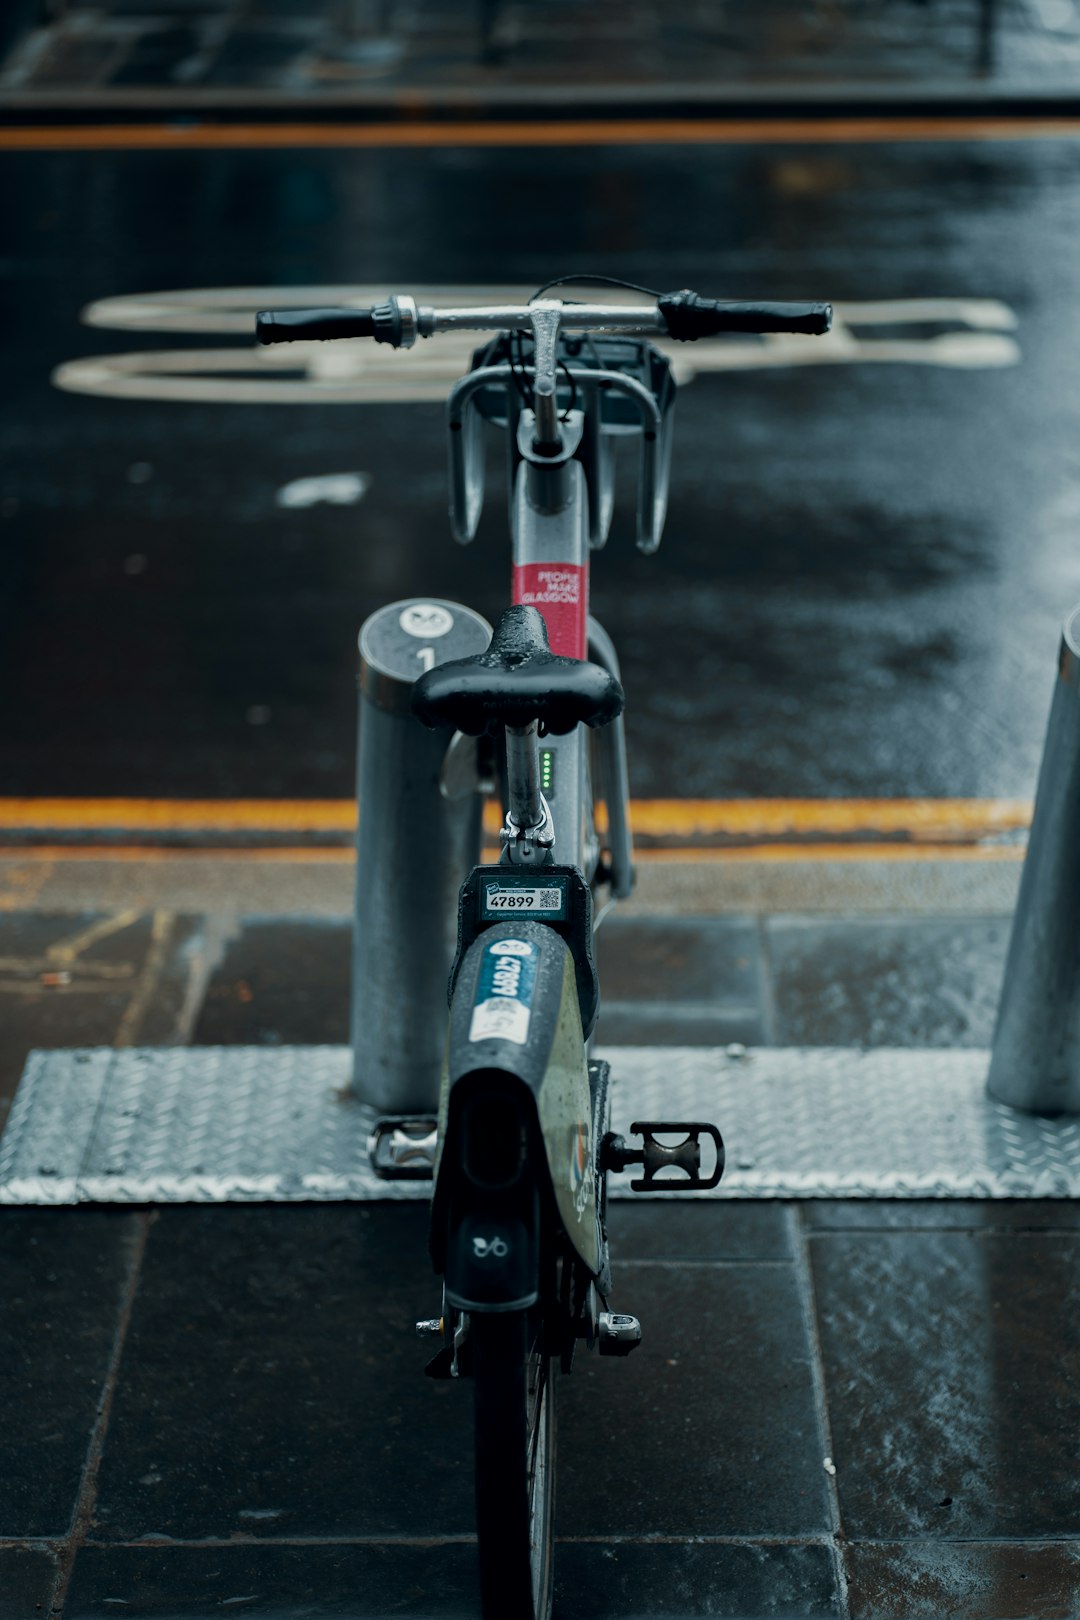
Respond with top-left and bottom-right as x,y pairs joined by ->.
472,1235 -> 510,1260
53,285 -> 1022,407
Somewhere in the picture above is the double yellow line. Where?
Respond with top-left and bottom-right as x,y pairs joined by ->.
0,796 -> 1031,861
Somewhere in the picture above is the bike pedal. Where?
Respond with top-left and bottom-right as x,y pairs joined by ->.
368,1116 -> 439,1180
601,1121 -> 724,1192
597,1312 -> 642,1356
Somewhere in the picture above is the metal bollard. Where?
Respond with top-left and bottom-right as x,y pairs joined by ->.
987,604 -> 1080,1113
351,598 -> 491,1112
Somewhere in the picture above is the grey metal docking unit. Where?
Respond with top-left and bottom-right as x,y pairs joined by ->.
988,604 -> 1080,1114
351,599 -> 491,1112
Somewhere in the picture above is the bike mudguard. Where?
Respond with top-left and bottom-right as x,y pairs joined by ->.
430,919 -> 602,1309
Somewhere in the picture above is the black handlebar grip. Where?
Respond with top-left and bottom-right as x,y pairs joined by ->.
659,292 -> 832,340
255,307 -> 377,344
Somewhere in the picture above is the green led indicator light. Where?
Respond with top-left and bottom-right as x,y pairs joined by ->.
540,749 -> 555,794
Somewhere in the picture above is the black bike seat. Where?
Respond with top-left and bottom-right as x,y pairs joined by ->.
411,605 -> 624,736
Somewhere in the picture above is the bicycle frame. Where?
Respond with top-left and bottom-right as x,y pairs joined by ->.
448,349 -> 666,894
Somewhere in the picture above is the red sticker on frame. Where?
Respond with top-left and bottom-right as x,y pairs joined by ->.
513,563 -> 588,659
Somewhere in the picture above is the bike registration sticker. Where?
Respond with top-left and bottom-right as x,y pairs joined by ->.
481,877 -> 568,921
469,937 -> 539,1046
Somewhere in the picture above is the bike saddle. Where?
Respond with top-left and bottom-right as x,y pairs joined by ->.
411,605 -> 624,735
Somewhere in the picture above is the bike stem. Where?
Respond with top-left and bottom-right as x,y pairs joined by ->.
529,303 -> 563,454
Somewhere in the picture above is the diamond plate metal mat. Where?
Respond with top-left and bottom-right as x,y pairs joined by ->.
2,1045 -> 1079,1204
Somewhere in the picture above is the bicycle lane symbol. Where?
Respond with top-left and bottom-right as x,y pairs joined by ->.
52,288 -> 1022,406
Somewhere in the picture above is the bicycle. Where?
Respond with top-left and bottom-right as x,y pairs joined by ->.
256,277 -> 831,1619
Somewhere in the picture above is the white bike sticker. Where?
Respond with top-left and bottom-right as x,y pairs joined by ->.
469,937 -> 539,1045
469,996 -> 531,1045
399,603 -> 454,639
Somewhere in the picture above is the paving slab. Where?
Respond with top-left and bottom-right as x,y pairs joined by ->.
62,1538 -> 844,1619
803,1198 -> 1080,1232
595,913 -> 767,1042
191,917 -> 351,1047
90,1205 -> 474,1543
810,1229 -> 1080,1539
767,915 -> 1012,1047
552,1541 -> 842,1619
64,1542 -> 481,1620
0,1209 -> 142,1538
556,1259 -> 830,1538
0,1547 -> 60,1620
606,1200 -> 794,1262
844,1539 -> 1080,1620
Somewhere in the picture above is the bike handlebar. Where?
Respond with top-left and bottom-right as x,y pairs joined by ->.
255,307 -> 377,342
657,291 -> 831,339
254,290 -> 832,348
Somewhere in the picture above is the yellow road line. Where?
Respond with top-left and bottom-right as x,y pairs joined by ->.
0,797 -> 359,831
3,118 -> 1080,152
632,843 -> 1025,863
0,845 -> 358,863
0,796 -> 1031,839
610,797 -> 1032,841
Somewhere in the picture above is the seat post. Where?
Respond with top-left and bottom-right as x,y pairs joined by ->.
502,719 -> 555,864
505,721 -> 544,833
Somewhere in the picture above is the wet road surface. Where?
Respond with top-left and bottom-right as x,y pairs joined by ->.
4,130 -> 1080,804
1,877 -> 1079,1620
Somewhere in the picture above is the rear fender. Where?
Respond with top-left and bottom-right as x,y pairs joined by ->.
430,920 -> 601,1287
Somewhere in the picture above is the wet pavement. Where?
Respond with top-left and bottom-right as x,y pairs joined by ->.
3,33 -> 1080,1619
3,0 -> 1080,110
2,856 -> 1079,1617
4,133 -> 1080,801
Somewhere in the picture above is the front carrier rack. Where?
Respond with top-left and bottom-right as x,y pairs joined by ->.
449,334 -> 677,555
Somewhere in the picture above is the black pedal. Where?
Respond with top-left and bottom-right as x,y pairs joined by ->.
368,1116 -> 439,1180
601,1121 -> 724,1192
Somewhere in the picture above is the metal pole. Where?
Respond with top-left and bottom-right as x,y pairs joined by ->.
351,598 -> 491,1113
987,604 -> 1080,1113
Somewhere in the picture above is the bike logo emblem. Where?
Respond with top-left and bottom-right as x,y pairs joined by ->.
491,939 -> 532,957
570,1122 -> 593,1218
399,603 -> 454,639
472,1235 -> 510,1260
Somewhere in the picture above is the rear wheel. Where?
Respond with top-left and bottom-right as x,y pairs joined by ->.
472,1308 -> 556,1620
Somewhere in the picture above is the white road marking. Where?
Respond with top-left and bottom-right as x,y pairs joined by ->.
275,472 -> 370,508
52,286 -> 1022,405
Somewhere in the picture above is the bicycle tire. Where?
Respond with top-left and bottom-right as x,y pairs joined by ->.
472,1308 -> 556,1620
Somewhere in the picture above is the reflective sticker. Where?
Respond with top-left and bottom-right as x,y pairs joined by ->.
481,876 -> 568,920
469,937 -> 539,1046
